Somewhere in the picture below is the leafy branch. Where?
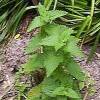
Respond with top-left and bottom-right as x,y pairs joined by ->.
17,4 -> 86,100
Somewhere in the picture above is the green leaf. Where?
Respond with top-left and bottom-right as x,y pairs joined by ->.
38,4 -> 67,22
66,88 -> 80,98
38,4 -> 50,22
44,0 -> 53,10
48,10 -> 67,21
42,77 -> 60,97
25,34 -> 42,53
87,32 -> 100,62
44,24 -> 73,35
52,68 -> 74,88
79,82 -> 85,90
38,4 -> 47,16
40,25 -> 73,50
40,34 -> 64,50
53,87 -> 80,98
53,87 -> 66,95
22,54 -> 44,73
27,16 -> 46,32
27,96 -> 41,100
44,52 -> 63,77
66,58 -> 85,81
44,24 -> 63,35
0,11 -> 7,24
56,96 -> 67,100
27,85 -> 42,100
64,36 -> 84,57
77,16 -> 91,37
27,5 -> 67,32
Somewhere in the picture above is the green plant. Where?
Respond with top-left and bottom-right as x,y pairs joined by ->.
0,0 -> 40,44
54,0 -> 100,61
0,0 -> 27,43
44,0 -> 53,10
16,4 -> 86,100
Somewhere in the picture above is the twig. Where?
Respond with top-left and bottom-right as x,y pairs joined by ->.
83,86 -> 88,100
83,89 -> 88,100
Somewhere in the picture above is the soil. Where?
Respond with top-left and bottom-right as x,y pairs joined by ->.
81,45 -> 100,100
0,14 -> 100,100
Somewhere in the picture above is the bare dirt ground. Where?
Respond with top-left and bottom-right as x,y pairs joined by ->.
81,45 -> 100,100
0,14 -> 100,100
0,13 -> 36,100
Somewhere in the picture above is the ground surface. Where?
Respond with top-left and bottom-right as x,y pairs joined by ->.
0,15 -> 100,100
81,46 -> 100,100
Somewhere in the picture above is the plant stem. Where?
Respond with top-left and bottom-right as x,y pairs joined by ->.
25,6 -> 38,11
88,0 -> 95,29
53,0 -> 58,10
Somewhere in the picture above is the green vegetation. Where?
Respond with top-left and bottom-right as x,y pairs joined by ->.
0,0 -> 28,43
56,0 -> 100,61
16,4 -> 86,100
0,0 -> 99,59
0,0 -> 99,99
56,0 -> 100,39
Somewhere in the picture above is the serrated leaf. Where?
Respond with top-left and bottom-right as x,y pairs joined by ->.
44,24 -> 73,36
38,4 -> 50,22
48,10 -> 67,21
52,68 -> 74,88
66,58 -> 85,81
25,34 -> 42,53
53,87 -> 66,95
27,5 -> 67,32
40,25 -> 73,50
64,36 -> 84,57
27,16 -> 46,32
44,0 -> 53,10
22,54 -> 44,73
42,77 -> 60,97
38,4 -> 67,22
38,4 -> 47,16
27,85 -> 41,99
40,34 -> 64,50
66,88 -> 80,98
44,53 -> 63,77
27,4 -> 48,32
53,87 -> 80,98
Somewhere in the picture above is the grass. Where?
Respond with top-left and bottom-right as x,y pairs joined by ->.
0,0 -> 40,44
56,0 -> 100,61
0,0 -> 100,61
